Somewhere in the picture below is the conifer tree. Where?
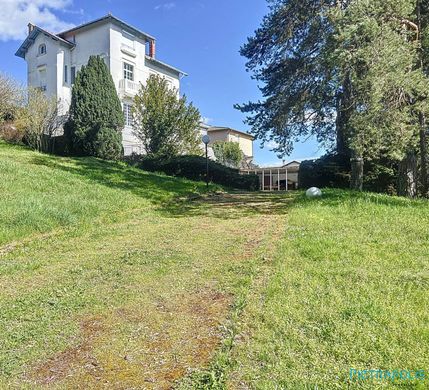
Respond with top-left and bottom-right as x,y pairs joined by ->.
238,0 -> 429,194
65,55 -> 124,159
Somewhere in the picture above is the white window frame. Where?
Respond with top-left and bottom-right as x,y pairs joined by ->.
123,102 -> 133,127
38,44 -> 46,56
71,66 -> 76,85
123,62 -> 134,81
38,67 -> 47,91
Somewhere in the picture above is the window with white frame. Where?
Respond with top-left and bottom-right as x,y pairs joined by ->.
38,68 -> 47,91
71,66 -> 76,84
123,103 -> 133,127
123,62 -> 134,81
38,44 -> 46,56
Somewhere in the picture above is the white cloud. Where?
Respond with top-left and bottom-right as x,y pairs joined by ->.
154,2 -> 176,11
0,0 -> 75,41
201,116 -> 213,125
265,140 -> 279,150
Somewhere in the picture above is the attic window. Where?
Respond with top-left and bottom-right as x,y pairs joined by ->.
38,44 -> 46,56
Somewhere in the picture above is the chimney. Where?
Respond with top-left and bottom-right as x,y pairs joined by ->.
149,40 -> 156,58
28,23 -> 35,35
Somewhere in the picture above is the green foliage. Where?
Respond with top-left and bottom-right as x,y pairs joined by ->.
364,159 -> 398,195
235,0 -> 338,158
93,126 -> 123,161
128,155 -> 259,190
237,0 -> 429,194
212,141 -> 243,168
132,75 -> 201,157
331,0 -> 427,162
299,155 -> 351,190
65,56 -> 124,159
299,154 -> 398,194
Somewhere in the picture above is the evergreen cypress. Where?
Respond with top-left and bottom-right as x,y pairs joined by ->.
65,55 -> 124,159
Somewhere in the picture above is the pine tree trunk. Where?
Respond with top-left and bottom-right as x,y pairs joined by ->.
350,151 -> 364,191
398,152 -> 418,198
419,113 -> 428,197
336,73 -> 352,157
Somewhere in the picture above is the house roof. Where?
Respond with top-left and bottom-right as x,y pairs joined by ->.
207,126 -> 255,140
16,14 -> 187,77
283,161 -> 301,167
15,26 -> 75,59
145,55 -> 188,77
58,14 -> 155,42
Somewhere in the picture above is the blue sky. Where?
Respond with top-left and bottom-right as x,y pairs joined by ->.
0,0 -> 323,165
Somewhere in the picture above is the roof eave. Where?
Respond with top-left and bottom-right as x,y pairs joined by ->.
207,127 -> 255,140
145,55 -> 188,77
58,14 -> 155,42
15,27 -> 75,59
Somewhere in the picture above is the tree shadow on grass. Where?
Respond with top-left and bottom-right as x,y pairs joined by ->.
161,192 -> 297,219
31,154 -> 207,205
31,154 -> 425,220
30,154 -> 296,219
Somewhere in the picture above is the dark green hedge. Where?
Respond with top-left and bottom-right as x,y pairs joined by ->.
299,154 -> 351,189
299,154 -> 398,194
126,154 -> 259,191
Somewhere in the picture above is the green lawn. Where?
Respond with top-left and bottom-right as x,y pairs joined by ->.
0,142 -> 428,389
0,142 -> 284,389
228,191 -> 429,389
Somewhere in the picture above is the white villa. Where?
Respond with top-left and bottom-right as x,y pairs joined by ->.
15,14 -> 186,156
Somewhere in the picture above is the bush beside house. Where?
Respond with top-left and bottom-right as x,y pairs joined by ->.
212,141 -> 243,169
128,155 -> 259,190
132,74 -> 201,157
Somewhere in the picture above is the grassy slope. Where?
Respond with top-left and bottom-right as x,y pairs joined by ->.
1,142 -> 428,389
230,190 -> 429,389
0,141 -> 212,247
0,142 -> 284,389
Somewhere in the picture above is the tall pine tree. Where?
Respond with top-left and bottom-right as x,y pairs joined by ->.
238,0 -> 429,195
65,55 -> 124,159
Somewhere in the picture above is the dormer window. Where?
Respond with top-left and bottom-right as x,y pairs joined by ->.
38,44 -> 46,56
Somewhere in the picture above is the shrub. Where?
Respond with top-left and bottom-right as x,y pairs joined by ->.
212,141 -> 243,168
126,155 -> 259,190
93,127 -> 123,161
133,75 -> 201,156
299,154 -> 351,189
299,154 -> 399,194
363,159 -> 398,195
0,122 -> 24,144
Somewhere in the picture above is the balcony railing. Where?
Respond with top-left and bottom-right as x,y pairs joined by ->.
119,79 -> 139,96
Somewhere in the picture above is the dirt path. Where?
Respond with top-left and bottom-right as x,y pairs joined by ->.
1,193 -> 290,389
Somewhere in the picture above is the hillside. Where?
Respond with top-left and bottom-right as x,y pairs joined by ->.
0,142 -> 211,247
0,142 -> 284,388
0,142 -> 428,389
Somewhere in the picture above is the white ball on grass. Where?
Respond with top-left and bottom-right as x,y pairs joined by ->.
306,187 -> 322,198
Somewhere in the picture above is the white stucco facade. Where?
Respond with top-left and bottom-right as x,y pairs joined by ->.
16,14 -> 185,156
